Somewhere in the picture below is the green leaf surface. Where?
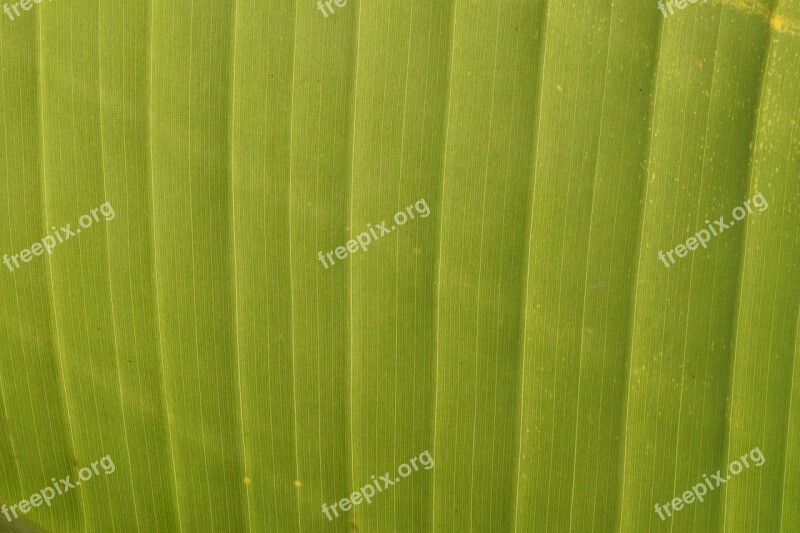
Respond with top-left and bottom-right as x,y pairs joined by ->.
0,0 -> 798,532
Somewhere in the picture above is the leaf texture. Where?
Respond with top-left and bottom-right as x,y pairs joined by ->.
0,0 -> 798,532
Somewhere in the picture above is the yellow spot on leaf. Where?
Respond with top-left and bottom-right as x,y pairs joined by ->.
294,480 -> 302,488
711,0 -> 799,35
243,477 -> 251,485
769,12 -> 784,31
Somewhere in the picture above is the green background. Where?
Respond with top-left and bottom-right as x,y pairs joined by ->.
0,0 -> 798,531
